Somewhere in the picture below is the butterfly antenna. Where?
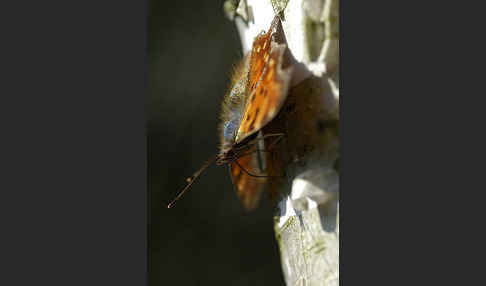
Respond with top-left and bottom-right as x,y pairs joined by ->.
167,155 -> 218,209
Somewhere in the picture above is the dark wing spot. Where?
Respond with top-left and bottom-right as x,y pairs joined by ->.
249,117 -> 256,131
251,94 -> 256,102
255,107 -> 260,117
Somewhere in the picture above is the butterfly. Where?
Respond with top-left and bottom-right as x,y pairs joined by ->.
168,15 -> 292,210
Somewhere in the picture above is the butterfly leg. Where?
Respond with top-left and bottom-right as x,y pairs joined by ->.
233,147 -> 275,160
232,156 -> 283,178
234,133 -> 286,158
233,133 -> 286,153
253,133 -> 286,145
264,133 -> 286,151
261,133 -> 286,139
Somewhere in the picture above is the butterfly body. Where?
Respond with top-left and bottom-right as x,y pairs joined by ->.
219,54 -> 250,152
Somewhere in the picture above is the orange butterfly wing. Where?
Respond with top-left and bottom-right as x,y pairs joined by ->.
235,18 -> 292,143
247,19 -> 275,97
229,143 -> 266,211
225,16 -> 292,210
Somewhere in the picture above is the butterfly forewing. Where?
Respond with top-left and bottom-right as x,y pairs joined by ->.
235,16 -> 292,143
247,21 -> 276,96
236,42 -> 291,143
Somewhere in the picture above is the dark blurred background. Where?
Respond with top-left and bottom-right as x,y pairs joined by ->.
148,1 -> 284,285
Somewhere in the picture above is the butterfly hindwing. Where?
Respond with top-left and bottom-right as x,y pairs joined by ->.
229,141 -> 266,211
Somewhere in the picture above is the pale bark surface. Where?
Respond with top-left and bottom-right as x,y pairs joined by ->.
225,1 -> 339,285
